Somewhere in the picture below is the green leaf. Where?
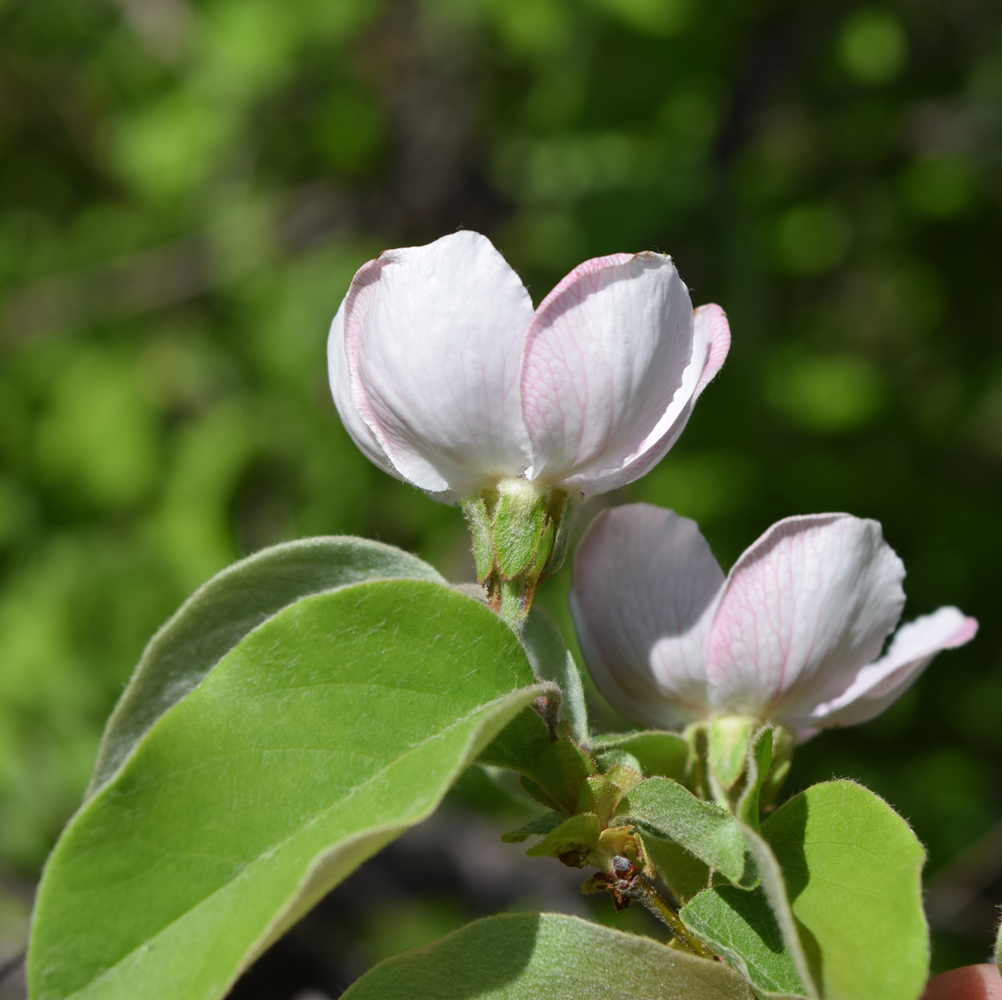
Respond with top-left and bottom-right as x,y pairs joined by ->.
521,606 -> 589,743
29,580 -> 539,1000
501,810 -> 564,843
591,730 -> 690,782
576,775 -> 624,825
89,536 -> 443,796
595,748 -> 644,774
340,911 -> 757,999
617,777 -> 757,888
682,825 -> 815,999
479,708 -> 597,814
479,700 -> 552,773
525,813 -> 601,859
682,780 -> 928,1000
643,837 -> 711,907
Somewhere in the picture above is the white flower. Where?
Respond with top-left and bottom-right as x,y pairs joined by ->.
328,231 -> 729,503
570,504 -> 978,737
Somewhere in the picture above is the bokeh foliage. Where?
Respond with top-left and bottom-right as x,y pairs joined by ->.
0,0 -> 1000,972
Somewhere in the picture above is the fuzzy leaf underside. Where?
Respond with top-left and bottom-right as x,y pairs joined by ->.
340,912 -> 757,999
88,536 -> 444,796
30,580 -> 538,1000
618,777 -> 757,888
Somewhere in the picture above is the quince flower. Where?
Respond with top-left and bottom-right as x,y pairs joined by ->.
328,232 -> 729,623
570,504 -> 977,738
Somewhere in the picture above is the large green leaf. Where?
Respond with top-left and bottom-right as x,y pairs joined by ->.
89,536 -> 444,795
29,580 -> 539,1000
681,780 -> 927,1000
617,777 -> 757,888
340,912 -> 756,999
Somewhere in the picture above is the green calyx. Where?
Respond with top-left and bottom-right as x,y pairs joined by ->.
461,478 -> 576,633
686,715 -> 796,822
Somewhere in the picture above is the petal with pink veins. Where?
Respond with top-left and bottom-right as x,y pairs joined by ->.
808,607 -> 978,729
707,514 -> 906,719
345,231 -> 534,497
571,504 -> 724,728
521,253 -> 701,494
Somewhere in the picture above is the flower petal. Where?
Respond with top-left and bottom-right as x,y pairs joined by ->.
692,303 -> 731,396
808,607 -> 978,729
570,503 -> 724,727
345,231 -> 534,497
707,514 -> 906,720
327,301 -> 402,480
589,302 -> 732,493
520,252 -> 699,493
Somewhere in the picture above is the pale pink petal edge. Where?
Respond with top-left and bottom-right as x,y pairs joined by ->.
327,297 -> 403,480
692,303 -> 731,397
528,251 -> 638,321
809,607 -> 978,729
576,301 -> 730,492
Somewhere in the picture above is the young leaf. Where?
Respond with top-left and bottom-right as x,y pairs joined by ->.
29,581 -> 539,1000
89,536 -> 443,796
478,701 -> 551,773
682,824 -> 816,999
340,911 -> 756,1000
595,748 -> 644,775
479,708 -> 597,814
643,837 -> 711,907
525,813 -> 601,859
617,777 -> 757,888
521,606 -> 589,744
682,780 -> 928,1000
590,731 -> 690,782
501,810 -> 563,843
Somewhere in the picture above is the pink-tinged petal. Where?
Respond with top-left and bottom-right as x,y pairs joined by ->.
327,302 -> 402,480
582,301 -> 732,494
570,504 -> 724,727
345,231 -> 534,497
807,607 -> 978,730
707,514 -> 906,720
692,304 -> 731,396
520,252 -> 699,493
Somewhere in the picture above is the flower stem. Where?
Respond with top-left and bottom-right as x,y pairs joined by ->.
624,878 -> 714,959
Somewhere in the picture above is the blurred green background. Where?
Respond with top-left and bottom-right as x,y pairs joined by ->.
0,0 -> 1000,982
